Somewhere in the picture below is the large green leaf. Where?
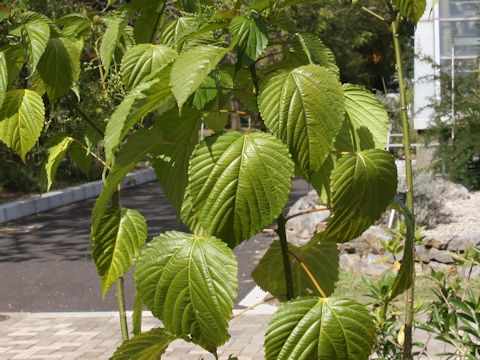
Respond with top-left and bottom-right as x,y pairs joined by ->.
308,155 -> 335,206
2,46 -> 25,88
160,17 -> 200,51
120,44 -> 177,91
18,14 -> 50,72
170,45 -> 228,109
55,14 -> 92,38
151,108 -> 202,214
258,64 -> 344,175
230,15 -> 268,61
393,0 -> 427,23
135,231 -> 238,354
0,89 -> 44,161
264,297 -> 376,360
100,12 -> 130,76
252,240 -> 339,299
45,135 -> 74,191
314,149 -> 397,244
110,328 -> 175,360
37,37 -> 81,101
91,208 -> 147,298
189,131 -> 294,247
91,125 -> 165,235
0,52 -> 6,109
104,68 -> 175,166
295,33 -> 339,75
342,84 -> 389,150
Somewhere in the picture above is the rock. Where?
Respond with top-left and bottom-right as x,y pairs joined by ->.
361,254 -> 392,276
340,237 -> 373,256
429,261 -> 453,274
448,232 -> 480,252
428,248 -> 454,264
415,245 -> 431,263
286,190 -> 330,246
362,226 -> 392,253
458,265 -> 480,279
339,253 -> 361,269
436,179 -> 470,201
423,237 -> 448,250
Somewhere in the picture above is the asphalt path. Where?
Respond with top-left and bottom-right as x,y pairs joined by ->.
0,178 -> 309,312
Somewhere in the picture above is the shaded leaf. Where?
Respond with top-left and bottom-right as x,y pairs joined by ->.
91,125 -> 165,235
55,13 -> 91,38
314,149 -> 397,244
135,231 -> 237,353
342,84 -> 389,150
189,131 -> 294,247
100,11 -> 131,76
258,64 -> 344,175
104,67 -> 175,166
91,208 -> 147,298
170,45 -> 228,109
37,37 -> 81,101
0,89 -> 44,161
252,240 -> 339,299
110,328 -> 175,360
393,0 -> 427,23
230,15 -> 268,61
18,13 -> 50,72
265,297 -> 376,360
45,135 -> 74,190
151,108 -> 202,214
121,44 -> 177,91
295,33 -> 339,75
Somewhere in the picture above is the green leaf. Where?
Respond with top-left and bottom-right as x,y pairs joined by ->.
55,14 -> 91,38
314,150 -> 397,244
265,297 -> 376,360
91,125 -> 165,235
100,11 -> 131,76
230,15 -> 268,61
342,84 -> 389,150
258,64 -> 344,175
18,14 -> 50,72
110,328 -> 175,360
393,0 -> 427,23
2,46 -> 25,88
132,290 -> 143,336
180,186 -> 207,235
160,17 -> 200,51
37,37 -> 81,102
0,89 -> 44,161
91,208 -> 147,298
151,108 -> 202,214
0,52 -> 6,109
104,68 -> 175,166
135,231 -> 238,353
295,33 -> 339,75
389,200 -> 415,300
45,135 -> 74,191
69,142 -> 92,176
170,45 -> 228,109
252,240 -> 339,299
121,44 -> 177,91
189,131 -> 294,247
308,155 -> 335,205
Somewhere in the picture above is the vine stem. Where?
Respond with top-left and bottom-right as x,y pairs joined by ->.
284,207 -> 329,222
116,277 -> 129,341
231,297 -> 275,319
276,214 -> 294,300
391,18 -> 416,360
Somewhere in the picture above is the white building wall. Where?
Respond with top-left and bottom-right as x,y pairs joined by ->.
414,0 -> 440,130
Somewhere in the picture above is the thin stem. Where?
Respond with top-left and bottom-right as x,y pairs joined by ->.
231,297 -> 275,319
204,109 -> 248,116
93,40 -> 106,91
284,207 -> 329,222
72,103 -> 104,137
391,18 -> 416,360
116,277 -> 129,341
150,0 -> 167,43
71,138 -> 107,168
276,214 -> 294,300
288,250 -> 327,298
361,6 -> 386,22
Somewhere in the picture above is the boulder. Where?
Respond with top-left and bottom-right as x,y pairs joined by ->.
436,179 -> 470,201
448,232 -> 480,252
428,248 -> 454,264
286,190 -> 330,246
423,237 -> 448,250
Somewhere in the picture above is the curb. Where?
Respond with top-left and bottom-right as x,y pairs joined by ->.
0,168 -> 156,224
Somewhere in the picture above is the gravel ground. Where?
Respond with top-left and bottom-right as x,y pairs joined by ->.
423,191 -> 480,242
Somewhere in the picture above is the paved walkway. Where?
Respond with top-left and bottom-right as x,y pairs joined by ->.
0,311 -> 272,360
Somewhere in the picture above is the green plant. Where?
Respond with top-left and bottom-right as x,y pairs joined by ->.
419,270 -> 480,359
0,0 -> 427,359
